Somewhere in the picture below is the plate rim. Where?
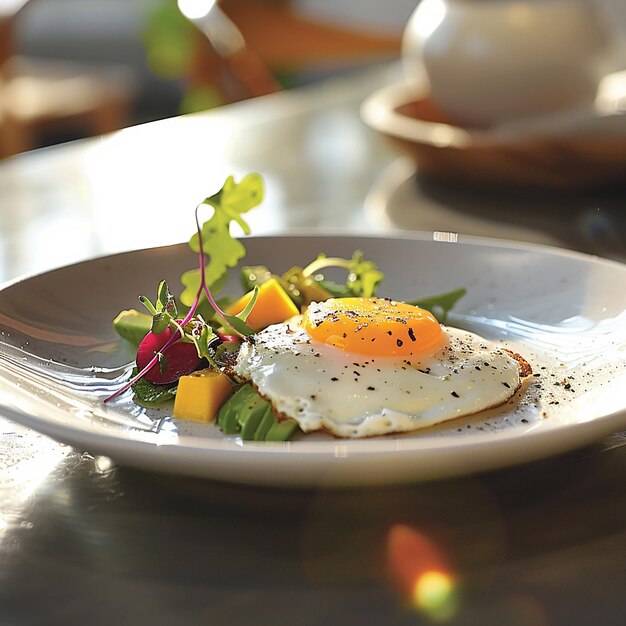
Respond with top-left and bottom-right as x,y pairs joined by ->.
1,229 -> 625,294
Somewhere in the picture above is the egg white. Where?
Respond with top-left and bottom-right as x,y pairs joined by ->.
234,318 -> 524,438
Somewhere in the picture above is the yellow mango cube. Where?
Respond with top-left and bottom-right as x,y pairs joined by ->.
226,277 -> 299,331
173,368 -> 233,423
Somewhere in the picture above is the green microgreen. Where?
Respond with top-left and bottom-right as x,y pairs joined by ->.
180,173 -> 263,308
138,280 -> 178,334
301,250 -> 384,299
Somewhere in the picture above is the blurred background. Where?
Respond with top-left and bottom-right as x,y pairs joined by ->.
0,0 -> 411,156
2,0 -> 625,159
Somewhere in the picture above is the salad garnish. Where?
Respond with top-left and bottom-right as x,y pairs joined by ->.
107,173 -> 467,442
105,174 -> 262,403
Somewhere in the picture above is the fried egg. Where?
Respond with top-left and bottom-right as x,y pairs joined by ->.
234,298 -> 529,438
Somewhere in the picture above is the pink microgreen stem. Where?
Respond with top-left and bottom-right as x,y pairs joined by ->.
193,204 -> 244,336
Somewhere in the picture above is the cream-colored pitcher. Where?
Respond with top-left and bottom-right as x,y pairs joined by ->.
402,0 -> 617,126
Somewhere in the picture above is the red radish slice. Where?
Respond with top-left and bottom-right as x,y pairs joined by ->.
136,326 -> 201,384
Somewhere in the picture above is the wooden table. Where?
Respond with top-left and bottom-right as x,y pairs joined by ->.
0,65 -> 624,626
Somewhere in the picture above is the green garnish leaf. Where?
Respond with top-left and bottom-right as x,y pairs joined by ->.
157,280 -> 178,318
151,311 -> 171,335
195,325 -> 217,362
410,288 -> 467,323
347,250 -> 384,298
138,294 -> 158,316
222,314 -> 255,337
240,265 -> 273,292
315,279 -> 351,298
180,174 -> 264,306
217,285 -> 258,337
215,340 -> 240,361
140,281 -> 179,334
300,250 -> 384,302
180,317 -> 218,367
131,375 -> 177,407
236,285 -> 259,322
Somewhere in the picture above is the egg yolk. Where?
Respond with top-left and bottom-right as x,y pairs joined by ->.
303,298 -> 444,358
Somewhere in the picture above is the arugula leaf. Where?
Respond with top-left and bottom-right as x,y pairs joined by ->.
131,375 -> 177,407
410,288 -> 467,323
180,174 -> 264,306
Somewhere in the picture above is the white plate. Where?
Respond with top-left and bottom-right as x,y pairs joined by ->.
1,234 -> 625,487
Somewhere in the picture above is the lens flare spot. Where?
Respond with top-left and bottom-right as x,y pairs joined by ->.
413,570 -> 458,621
387,524 -> 459,621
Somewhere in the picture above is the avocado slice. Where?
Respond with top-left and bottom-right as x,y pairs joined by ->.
217,383 -> 300,441
218,385 -> 250,434
239,399 -> 269,440
265,418 -> 299,442
254,405 -> 276,441
217,384 -> 241,432
218,384 -> 262,435
113,309 -> 152,346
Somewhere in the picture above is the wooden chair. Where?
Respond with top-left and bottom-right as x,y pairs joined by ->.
0,4 -> 133,159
